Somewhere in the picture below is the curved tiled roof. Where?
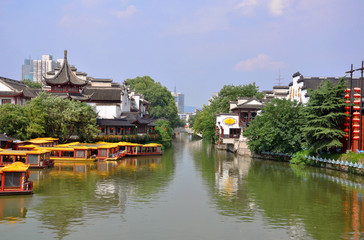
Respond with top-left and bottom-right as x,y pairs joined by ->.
44,50 -> 87,86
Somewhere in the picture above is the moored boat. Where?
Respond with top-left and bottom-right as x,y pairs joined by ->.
0,162 -> 33,195
0,149 -> 54,168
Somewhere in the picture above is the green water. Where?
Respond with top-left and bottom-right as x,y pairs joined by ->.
0,135 -> 363,239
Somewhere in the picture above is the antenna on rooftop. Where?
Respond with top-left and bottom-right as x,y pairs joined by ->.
276,70 -> 284,86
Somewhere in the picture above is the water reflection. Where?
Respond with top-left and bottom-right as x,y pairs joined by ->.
28,152 -> 175,239
193,140 -> 364,240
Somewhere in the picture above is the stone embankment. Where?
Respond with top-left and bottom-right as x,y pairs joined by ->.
216,136 -> 251,156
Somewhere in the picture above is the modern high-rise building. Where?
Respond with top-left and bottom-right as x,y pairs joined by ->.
21,59 -> 33,81
172,89 -> 184,113
21,55 -> 59,83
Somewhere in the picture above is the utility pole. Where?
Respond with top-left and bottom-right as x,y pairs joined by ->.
276,70 -> 284,86
345,64 -> 355,151
355,61 -> 364,150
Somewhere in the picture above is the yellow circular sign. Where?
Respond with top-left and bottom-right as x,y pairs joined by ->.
224,118 -> 235,125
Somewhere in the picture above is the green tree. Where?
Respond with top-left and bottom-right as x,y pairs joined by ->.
302,79 -> 346,154
126,76 -> 183,128
0,103 -> 29,140
26,92 -> 99,142
155,119 -> 173,148
21,79 -> 43,88
193,105 -> 217,140
244,98 -> 304,154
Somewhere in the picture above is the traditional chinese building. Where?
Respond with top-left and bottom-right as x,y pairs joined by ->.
0,77 -> 38,105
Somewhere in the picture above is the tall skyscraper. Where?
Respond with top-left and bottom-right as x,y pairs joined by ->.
172,90 -> 184,113
21,55 -> 59,83
22,59 -> 33,81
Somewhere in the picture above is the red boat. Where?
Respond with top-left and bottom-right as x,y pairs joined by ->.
0,162 -> 33,196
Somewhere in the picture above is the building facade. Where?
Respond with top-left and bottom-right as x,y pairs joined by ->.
172,91 -> 184,113
22,55 -> 59,83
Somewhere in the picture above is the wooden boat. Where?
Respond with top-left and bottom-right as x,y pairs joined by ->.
43,146 -> 97,163
0,162 -> 33,195
0,149 -> 54,168
140,143 -> 163,155
14,137 -> 58,150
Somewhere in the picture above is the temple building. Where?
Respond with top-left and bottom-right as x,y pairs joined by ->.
43,50 -> 155,136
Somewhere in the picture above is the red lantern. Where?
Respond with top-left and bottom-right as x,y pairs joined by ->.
353,112 -> 361,116
353,136 -> 360,140
111,128 -> 114,131
128,128 -> 131,130
353,106 -> 361,111
165,127 -> 167,131
344,94 -> 351,99
344,134 -> 349,138
354,93 -> 361,98
344,123 -> 350,127
121,128 -> 123,130
345,106 -> 350,110
353,124 -> 360,128
345,100 -> 351,104
354,87 -> 361,92
346,117 -> 350,121
344,128 -> 350,133
345,111 -> 350,115
345,88 -> 351,93
353,118 -> 360,123
353,129 -> 360,134
354,99 -> 361,105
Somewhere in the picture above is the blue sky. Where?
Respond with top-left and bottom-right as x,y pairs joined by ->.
1,0 -> 364,108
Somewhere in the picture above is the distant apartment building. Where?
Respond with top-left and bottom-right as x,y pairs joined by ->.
21,55 -> 59,83
172,90 -> 184,113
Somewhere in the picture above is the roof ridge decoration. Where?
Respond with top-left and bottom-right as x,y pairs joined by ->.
44,49 -> 87,86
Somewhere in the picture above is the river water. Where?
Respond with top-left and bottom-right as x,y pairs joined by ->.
0,134 -> 364,239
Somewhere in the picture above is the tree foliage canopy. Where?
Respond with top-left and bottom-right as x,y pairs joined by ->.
126,76 -> 183,128
244,98 -> 304,154
302,79 -> 346,153
21,79 -> 43,88
0,92 -> 99,142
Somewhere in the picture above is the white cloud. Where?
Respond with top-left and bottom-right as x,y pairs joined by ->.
269,0 -> 294,16
234,54 -> 285,71
111,5 -> 137,18
236,0 -> 259,16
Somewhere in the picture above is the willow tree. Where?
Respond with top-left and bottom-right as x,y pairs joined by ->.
302,79 -> 346,154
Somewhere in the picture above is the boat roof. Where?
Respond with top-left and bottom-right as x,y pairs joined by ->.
0,162 -> 29,173
143,143 -> 162,147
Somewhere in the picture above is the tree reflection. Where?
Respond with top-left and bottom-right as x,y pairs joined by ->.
192,141 -> 364,240
30,150 -> 175,239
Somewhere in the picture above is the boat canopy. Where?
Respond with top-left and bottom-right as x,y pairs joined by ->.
0,162 -> 30,173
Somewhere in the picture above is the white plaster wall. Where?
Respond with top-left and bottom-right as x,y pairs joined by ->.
288,76 -> 307,103
94,105 -> 120,119
216,114 -> 239,136
0,82 -> 12,91
121,88 -> 130,112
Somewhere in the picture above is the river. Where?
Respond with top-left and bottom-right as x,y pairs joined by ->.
0,134 -> 363,239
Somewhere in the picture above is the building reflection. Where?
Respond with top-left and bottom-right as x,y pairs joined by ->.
215,153 -> 251,197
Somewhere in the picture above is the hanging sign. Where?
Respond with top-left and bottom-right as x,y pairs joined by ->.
223,117 -> 236,125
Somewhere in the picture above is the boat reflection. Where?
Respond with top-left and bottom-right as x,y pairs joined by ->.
0,197 -> 30,224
